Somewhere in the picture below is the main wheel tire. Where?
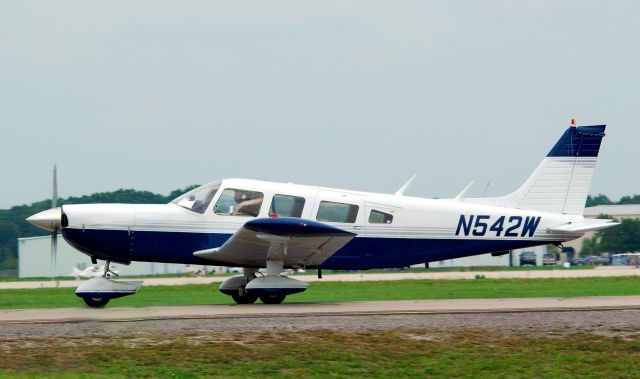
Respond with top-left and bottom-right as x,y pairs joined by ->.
260,293 -> 286,304
232,287 -> 258,304
83,296 -> 110,308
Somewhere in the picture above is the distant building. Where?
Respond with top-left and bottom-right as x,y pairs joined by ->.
562,204 -> 640,254
425,245 -> 548,268
18,236 -> 213,278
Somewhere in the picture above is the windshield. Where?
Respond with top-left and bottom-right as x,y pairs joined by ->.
171,181 -> 221,214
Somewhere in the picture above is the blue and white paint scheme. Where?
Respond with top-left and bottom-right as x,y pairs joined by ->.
27,123 -> 617,306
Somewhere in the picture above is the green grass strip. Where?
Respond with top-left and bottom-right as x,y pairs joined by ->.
1,329 -> 640,378
2,276 -> 640,309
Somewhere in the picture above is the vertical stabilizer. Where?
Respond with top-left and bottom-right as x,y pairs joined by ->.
469,125 -> 606,215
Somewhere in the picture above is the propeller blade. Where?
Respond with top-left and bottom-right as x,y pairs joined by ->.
51,229 -> 58,274
51,165 -> 59,276
52,164 -> 58,208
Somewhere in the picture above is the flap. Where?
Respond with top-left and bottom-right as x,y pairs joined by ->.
193,217 -> 356,267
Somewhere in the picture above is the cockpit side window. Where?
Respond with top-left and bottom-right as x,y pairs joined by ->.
369,209 -> 393,224
316,201 -> 359,223
269,194 -> 305,218
171,182 -> 220,214
214,188 -> 264,217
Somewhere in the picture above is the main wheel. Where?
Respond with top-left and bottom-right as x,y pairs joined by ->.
231,287 -> 258,304
83,296 -> 110,308
259,293 -> 286,304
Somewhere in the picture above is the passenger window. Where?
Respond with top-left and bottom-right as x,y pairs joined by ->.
369,209 -> 393,224
214,188 -> 264,217
316,201 -> 359,223
269,194 -> 305,218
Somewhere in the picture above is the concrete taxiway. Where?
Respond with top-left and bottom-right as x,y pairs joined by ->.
2,296 -> 640,324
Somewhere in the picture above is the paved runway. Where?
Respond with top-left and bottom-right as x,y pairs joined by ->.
3,296 -> 640,324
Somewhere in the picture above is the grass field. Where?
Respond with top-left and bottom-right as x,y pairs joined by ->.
2,276 -> 640,309
3,276 -> 640,378
0,265 -> 596,282
1,329 -> 639,378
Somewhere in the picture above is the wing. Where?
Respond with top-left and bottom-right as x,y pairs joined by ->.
193,217 -> 356,268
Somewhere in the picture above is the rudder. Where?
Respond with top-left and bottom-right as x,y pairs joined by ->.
470,124 -> 606,215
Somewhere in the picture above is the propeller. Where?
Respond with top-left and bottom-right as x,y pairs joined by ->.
51,165 -> 59,276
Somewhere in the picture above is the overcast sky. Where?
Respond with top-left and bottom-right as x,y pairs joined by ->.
1,1 -> 638,209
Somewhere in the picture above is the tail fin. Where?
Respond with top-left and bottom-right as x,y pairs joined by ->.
470,124 -> 606,215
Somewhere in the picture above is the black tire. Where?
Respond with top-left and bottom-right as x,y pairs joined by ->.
231,287 -> 258,304
260,294 -> 286,304
83,296 -> 110,308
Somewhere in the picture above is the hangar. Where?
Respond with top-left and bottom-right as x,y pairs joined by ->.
17,236 -> 212,278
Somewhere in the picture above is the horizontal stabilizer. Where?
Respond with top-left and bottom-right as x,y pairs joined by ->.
547,219 -> 618,234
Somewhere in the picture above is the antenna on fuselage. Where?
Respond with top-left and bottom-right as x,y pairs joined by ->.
482,179 -> 492,197
454,181 -> 474,201
394,174 -> 417,196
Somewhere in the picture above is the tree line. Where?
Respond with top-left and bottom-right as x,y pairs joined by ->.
582,194 -> 640,256
581,217 -> 640,256
586,194 -> 640,207
0,186 -> 197,270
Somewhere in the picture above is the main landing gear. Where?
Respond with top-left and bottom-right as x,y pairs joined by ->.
219,260 -> 309,304
75,260 -> 143,308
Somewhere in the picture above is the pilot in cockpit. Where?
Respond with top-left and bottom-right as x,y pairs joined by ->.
232,190 -> 261,217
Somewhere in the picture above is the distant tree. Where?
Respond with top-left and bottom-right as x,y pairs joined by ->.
597,218 -> 640,254
166,185 -> 200,202
61,189 -> 168,205
580,235 -> 600,256
0,185 -> 201,271
586,194 -> 613,207
0,221 -> 19,268
617,194 -> 640,205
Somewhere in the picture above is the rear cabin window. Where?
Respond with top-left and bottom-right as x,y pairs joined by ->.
316,201 -> 359,223
269,194 -> 305,218
369,209 -> 393,224
214,188 -> 264,217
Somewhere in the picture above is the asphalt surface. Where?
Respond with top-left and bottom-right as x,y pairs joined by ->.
3,269 -> 640,340
2,296 -> 640,339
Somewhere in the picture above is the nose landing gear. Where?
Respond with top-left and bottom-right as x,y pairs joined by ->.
75,260 -> 143,308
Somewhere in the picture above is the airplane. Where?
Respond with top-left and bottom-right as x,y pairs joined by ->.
27,122 -> 617,307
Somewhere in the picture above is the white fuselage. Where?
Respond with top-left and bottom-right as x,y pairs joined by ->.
59,178 -> 582,269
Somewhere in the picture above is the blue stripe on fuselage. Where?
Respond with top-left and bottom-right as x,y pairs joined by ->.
63,228 -> 558,270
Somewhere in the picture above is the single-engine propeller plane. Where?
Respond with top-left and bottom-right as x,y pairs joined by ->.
27,122 -> 617,307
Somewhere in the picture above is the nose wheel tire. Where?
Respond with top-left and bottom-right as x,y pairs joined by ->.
232,286 -> 258,304
259,294 -> 286,304
83,296 -> 110,308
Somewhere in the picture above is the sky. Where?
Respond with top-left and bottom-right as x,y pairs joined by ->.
1,1 -> 639,209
